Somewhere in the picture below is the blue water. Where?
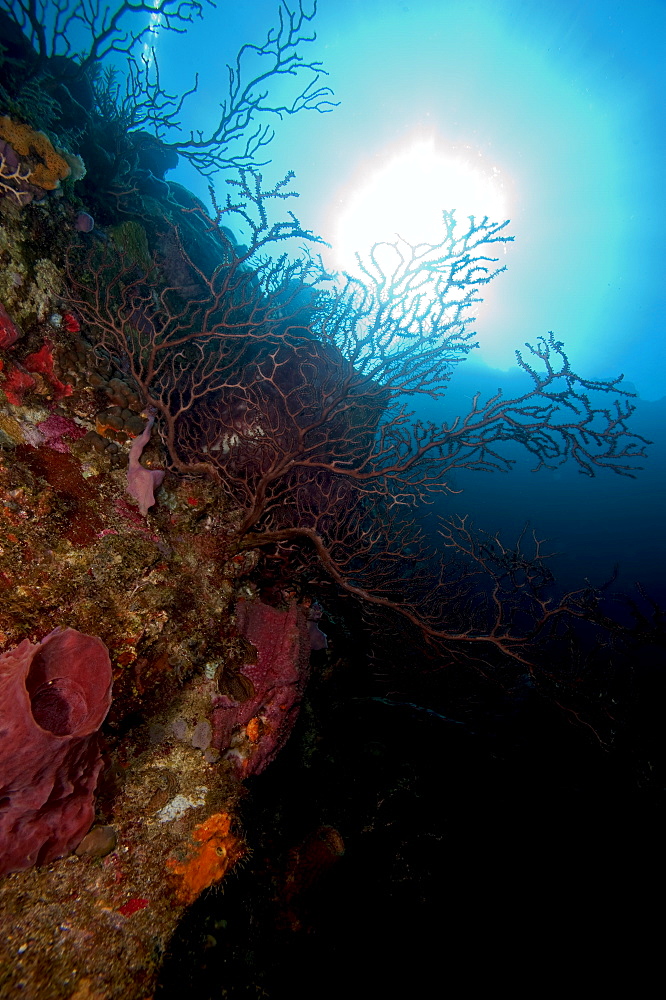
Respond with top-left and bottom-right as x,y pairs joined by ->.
157,0 -> 665,401
146,0 -> 666,602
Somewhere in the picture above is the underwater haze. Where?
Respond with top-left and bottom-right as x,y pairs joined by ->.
157,0 -> 664,599
159,0 -> 666,400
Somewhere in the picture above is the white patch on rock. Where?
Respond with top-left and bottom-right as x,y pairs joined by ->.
156,787 -> 208,823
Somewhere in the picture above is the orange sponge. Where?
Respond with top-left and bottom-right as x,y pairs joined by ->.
166,812 -> 245,905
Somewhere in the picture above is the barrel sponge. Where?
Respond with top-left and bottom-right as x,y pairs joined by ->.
0,117 -> 71,190
0,628 -> 112,877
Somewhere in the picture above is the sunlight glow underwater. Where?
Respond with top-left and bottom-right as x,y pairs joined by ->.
141,1 -> 163,67
334,137 -> 508,278
155,0 -> 663,398
329,137 -> 510,358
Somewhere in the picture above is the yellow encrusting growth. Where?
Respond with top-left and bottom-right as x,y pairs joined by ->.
0,116 -> 71,190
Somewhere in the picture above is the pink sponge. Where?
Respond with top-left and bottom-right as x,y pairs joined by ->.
212,600 -> 310,775
0,628 -> 112,877
126,411 -> 165,516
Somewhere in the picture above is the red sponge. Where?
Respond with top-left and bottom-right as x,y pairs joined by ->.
0,628 -> 112,877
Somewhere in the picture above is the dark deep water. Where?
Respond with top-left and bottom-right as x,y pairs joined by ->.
425,360 -> 666,603
156,371 -> 664,997
156,637 -> 663,996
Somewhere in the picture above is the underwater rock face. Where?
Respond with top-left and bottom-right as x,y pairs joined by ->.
0,627 -> 112,877
0,300 -> 21,347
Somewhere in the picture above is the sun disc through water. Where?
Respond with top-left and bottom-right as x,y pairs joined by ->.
334,138 -> 508,275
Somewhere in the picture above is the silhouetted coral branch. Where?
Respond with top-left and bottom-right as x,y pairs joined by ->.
172,0 -> 338,175
1,0 -> 213,77
1,1 -> 337,188
85,1 -> 338,175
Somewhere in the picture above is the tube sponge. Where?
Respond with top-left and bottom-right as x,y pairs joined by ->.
0,628 -> 112,877
126,411 -> 165,516
211,600 -> 310,775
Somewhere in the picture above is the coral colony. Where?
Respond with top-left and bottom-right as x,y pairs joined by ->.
0,1 -> 652,996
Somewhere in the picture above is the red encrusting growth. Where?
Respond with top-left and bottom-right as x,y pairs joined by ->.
118,897 -> 149,917
0,301 -> 21,348
61,312 -> 80,333
24,342 -> 72,399
1,365 -> 35,404
36,414 -> 87,453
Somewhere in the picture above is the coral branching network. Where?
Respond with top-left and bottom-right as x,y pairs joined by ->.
0,1 -> 659,997
66,167 -> 649,689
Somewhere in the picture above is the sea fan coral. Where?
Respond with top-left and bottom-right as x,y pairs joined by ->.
0,627 -> 112,877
